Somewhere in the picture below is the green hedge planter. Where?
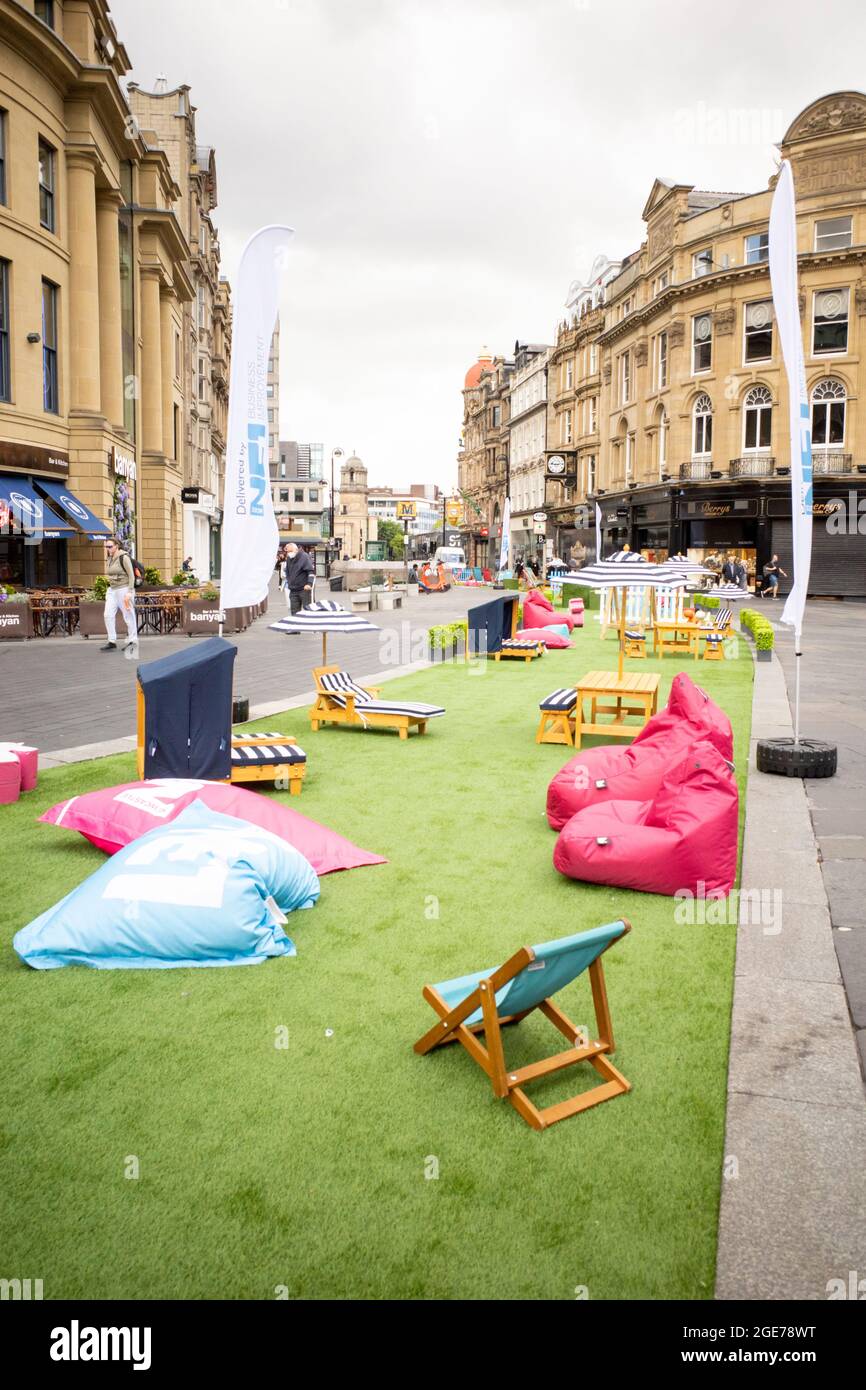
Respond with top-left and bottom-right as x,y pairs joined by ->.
740,607 -> 774,660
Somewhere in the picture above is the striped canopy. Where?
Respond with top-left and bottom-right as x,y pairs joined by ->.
269,601 -> 380,635
659,559 -> 715,578
709,583 -> 749,600
567,559 -> 687,589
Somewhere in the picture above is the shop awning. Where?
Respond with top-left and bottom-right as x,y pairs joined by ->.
34,479 -> 111,541
0,474 -> 73,538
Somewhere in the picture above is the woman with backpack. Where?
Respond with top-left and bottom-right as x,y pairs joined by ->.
101,537 -> 138,654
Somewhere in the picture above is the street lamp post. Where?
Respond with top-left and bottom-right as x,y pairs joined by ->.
329,447 -> 343,574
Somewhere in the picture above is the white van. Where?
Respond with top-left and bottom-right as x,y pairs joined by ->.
433,546 -> 466,569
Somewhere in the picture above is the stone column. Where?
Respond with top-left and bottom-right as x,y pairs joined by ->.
66,153 -> 101,413
95,191 -> 124,429
140,268 -> 163,455
160,291 -> 176,463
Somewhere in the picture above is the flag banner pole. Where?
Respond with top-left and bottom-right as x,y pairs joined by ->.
220,225 -> 294,616
498,497 -> 511,577
769,161 -> 812,744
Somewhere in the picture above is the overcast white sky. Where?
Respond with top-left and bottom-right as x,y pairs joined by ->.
112,0 -> 866,491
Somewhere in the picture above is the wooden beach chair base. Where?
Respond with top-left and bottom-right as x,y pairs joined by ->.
229,731 -> 306,793
414,925 -> 632,1131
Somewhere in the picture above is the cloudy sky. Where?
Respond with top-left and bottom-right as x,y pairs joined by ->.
112,0 -> 866,491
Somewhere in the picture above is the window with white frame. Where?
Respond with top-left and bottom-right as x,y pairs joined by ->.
692,313 -> 712,372
589,343 -> 598,373
658,411 -> 668,476
815,216 -> 852,252
620,297 -> 632,320
562,409 -> 572,445
744,301 -> 773,363
588,396 -> 597,433
745,231 -> 769,264
654,270 -> 669,296
811,377 -> 846,448
692,393 -> 713,457
619,350 -> 631,404
813,288 -> 849,354
693,247 -> 713,278
743,384 -> 772,451
565,359 -> 574,389
656,331 -> 668,389
586,454 -> 596,494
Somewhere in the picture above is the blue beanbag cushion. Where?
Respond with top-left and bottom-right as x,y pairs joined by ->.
14,801 -> 320,970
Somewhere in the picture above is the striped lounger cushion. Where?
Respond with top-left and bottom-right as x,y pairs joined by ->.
539,687 -> 578,711
231,733 -> 306,766
716,608 -> 733,629
320,672 -> 444,719
624,630 -> 645,640
500,639 -> 541,651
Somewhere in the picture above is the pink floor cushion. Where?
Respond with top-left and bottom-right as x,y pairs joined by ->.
546,671 -> 733,829
0,743 -> 38,791
523,591 -> 575,632
40,779 -> 387,875
0,750 -> 22,805
517,625 -> 573,648
553,741 -> 738,897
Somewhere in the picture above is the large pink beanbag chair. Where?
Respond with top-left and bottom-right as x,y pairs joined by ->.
523,590 -> 574,632
553,742 -> 738,897
40,779 -> 387,875
517,625 -> 573,649
546,672 -> 733,829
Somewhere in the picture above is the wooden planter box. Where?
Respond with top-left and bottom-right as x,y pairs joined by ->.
182,599 -> 224,636
0,601 -> 34,639
78,600 -> 107,639
223,606 -> 246,633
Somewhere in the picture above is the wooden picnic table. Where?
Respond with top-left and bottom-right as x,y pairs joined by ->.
574,670 -> 660,749
652,620 -> 704,660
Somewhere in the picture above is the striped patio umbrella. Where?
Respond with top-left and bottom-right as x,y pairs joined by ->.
659,559 -> 715,579
710,583 -> 750,601
269,600 -> 381,667
570,559 -> 687,678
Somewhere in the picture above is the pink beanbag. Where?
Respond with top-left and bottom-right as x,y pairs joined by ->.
0,743 -> 38,791
40,779 -> 387,875
553,741 -> 738,897
546,672 -> 733,829
523,590 -> 575,632
517,625 -> 573,649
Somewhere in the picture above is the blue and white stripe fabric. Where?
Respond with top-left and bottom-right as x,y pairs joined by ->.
269,601 -> 379,635
320,671 -> 444,719
539,687 -> 578,711
231,734 -> 306,765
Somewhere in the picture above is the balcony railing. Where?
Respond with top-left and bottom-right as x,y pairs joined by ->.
729,455 -> 775,478
679,460 -> 713,480
812,450 -> 853,475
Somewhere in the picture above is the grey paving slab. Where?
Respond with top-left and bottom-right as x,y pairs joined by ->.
821,860 -> 866,930
716,1092 -> 866,1301
835,932 -> 866,1028
734,899 -> 840,985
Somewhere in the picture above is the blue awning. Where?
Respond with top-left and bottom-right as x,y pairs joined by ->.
35,479 -> 111,540
0,474 -> 73,538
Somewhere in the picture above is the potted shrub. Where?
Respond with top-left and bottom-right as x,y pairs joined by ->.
428,621 -> 468,663
740,608 -> 774,661
182,581 -> 224,636
0,589 -> 34,639
78,576 -> 108,639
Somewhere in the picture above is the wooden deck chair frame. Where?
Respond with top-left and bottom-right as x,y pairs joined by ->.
310,664 -> 431,740
136,684 -> 305,791
414,923 -> 631,1130
491,599 -> 544,663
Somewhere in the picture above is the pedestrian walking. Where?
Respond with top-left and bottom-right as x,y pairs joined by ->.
761,554 -> 787,599
282,541 -> 314,621
101,537 -> 138,654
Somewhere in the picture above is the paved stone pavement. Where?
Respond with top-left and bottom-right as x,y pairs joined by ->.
0,577 -> 480,753
716,637 -> 866,1300
769,599 -> 866,1079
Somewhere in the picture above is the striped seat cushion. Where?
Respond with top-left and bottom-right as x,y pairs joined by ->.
359,700 -> 444,719
540,687 -> 578,711
624,629 -> 645,641
232,729 -> 294,743
230,742 -> 306,765
319,671 -> 373,705
501,638 -> 541,650
705,632 -> 723,644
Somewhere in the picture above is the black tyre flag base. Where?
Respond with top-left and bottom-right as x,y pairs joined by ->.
757,737 -> 837,779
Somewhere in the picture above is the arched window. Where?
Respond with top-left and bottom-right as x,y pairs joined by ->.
692,393 -> 713,457
811,377 -> 846,448
743,384 -> 772,452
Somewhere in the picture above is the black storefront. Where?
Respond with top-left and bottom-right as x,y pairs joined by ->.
590,481 -> 866,597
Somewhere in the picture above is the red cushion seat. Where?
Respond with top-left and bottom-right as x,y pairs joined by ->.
523,589 -> 575,632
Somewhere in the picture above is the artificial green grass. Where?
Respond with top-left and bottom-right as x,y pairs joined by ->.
0,627 -> 753,1300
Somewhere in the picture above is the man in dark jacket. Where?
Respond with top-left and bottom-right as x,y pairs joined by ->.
282,543 -> 314,616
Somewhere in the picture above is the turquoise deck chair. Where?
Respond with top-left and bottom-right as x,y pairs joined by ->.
414,920 -> 631,1130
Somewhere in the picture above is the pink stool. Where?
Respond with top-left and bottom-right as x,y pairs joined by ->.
0,743 -> 38,791
0,751 -> 21,805
568,597 -> 585,628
